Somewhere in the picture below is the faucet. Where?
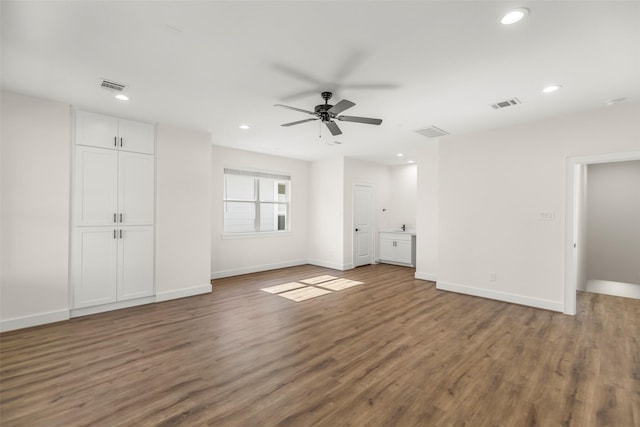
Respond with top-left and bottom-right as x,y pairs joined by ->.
401,224 -> 406,231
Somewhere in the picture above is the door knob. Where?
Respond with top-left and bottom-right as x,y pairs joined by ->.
355,228 -> 360,232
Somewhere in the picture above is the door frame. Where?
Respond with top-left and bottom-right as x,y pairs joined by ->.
564,150 -> 640,315
352,182 -> 375,268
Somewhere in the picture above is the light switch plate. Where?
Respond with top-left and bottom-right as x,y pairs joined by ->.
538,211 -> 554,221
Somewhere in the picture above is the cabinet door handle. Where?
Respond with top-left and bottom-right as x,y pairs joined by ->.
114,136 -> 117,147
113,229 -> 117,239
113,213 -> 117,223
120,137 -> 123,147
119,229 -> 123,239
119,213 -> 123,223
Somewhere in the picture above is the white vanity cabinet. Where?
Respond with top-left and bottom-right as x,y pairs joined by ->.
71,110 -> 155,311
379,232 -> 416,267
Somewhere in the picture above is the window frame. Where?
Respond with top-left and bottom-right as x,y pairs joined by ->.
222,168 -> 291,236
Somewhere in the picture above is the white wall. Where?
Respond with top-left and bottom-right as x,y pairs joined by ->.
308,156 -> 344,269
211,146 -> 310,278
415,141 -> 439,282
388,164 -> 417,230
586,160 -> 640,286
436,104 -> 640,312
1,92 -> 71,330
343,157 -> 390,267
156,124 -> 212,300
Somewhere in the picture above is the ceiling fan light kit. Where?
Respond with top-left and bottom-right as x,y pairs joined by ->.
275,91 -> 382,136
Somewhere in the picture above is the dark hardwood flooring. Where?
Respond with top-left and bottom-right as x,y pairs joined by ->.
1,264 -> 639,426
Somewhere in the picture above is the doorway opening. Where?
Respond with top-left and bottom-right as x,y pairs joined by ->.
564,150 -> 640,315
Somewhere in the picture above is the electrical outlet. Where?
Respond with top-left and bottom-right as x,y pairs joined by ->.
489,272 -> 497,282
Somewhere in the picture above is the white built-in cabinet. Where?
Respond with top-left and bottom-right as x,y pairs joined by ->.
71,110 -> 155,310
75,110 -> 155,154
379,232 -> 416,267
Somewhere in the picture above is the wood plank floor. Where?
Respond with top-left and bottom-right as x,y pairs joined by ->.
1,264 -> 639,426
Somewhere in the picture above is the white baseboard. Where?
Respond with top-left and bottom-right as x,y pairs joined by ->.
1,309 -> 70,333
71,296 -> 156,317
155,284 -> 212,302
211,260 -> 308,279
586,279 -> 640,299
306,259 -> 350,271
437,281 -> 563,312
415,271 -> 437,282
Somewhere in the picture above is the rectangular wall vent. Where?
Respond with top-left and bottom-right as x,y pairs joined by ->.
415,126 -> 450,138
490,98 -> 521,109
100,79 -> 127,92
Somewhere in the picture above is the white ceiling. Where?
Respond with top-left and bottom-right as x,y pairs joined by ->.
2,1 -> 639,165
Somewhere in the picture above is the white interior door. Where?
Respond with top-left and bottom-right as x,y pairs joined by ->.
353,184 -> 374,267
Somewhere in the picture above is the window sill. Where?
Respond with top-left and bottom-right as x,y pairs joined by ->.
221,231 -> 292,240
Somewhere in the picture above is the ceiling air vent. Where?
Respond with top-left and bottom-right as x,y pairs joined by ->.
490,98 -> 521,109
100,79 -> 127,92
415,126 -> 449,138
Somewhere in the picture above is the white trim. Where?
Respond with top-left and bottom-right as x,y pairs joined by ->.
564,150 -> 640,315
211,260 -> 307,279
71,296 -> 156,317
307,259 -> 350,271
437,281 -> 563,312
155,284 -> 212,302
1,309 -> 70,332
415,271 -> 437,282
221,231 -> 292,240
585,279 -> 640,300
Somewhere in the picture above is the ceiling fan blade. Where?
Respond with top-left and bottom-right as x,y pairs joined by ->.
328,99 -> 355,115
274,104 -> 316,115
281,118 -> 319,127
340,83 -> 399,90
280,88 -> 323,102
336,115 -> 383,125
271,62 -> 322,85
324,120 -> 342,136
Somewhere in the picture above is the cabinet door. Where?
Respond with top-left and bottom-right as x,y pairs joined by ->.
76,111 -> 119,150
118,119 -> 155,154
396,240 -> 412,264
72,227 -> 118,308
74,146 -> 118,226
118,152 -> 155,225
379,238 -> 396,261
118,226 -> 154,301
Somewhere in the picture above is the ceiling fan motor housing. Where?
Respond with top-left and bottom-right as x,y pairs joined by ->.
314,103 -> 334,121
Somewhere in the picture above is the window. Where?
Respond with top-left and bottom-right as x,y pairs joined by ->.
223,169 -> 290,233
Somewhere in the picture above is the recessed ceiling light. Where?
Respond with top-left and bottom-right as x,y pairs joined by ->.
115,94 -> 129,101
239,124 -> 250,130
501,8 -> 529,25
542,85 -> 563,93
396,153 -> 404,157
408,160 -> 415,164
